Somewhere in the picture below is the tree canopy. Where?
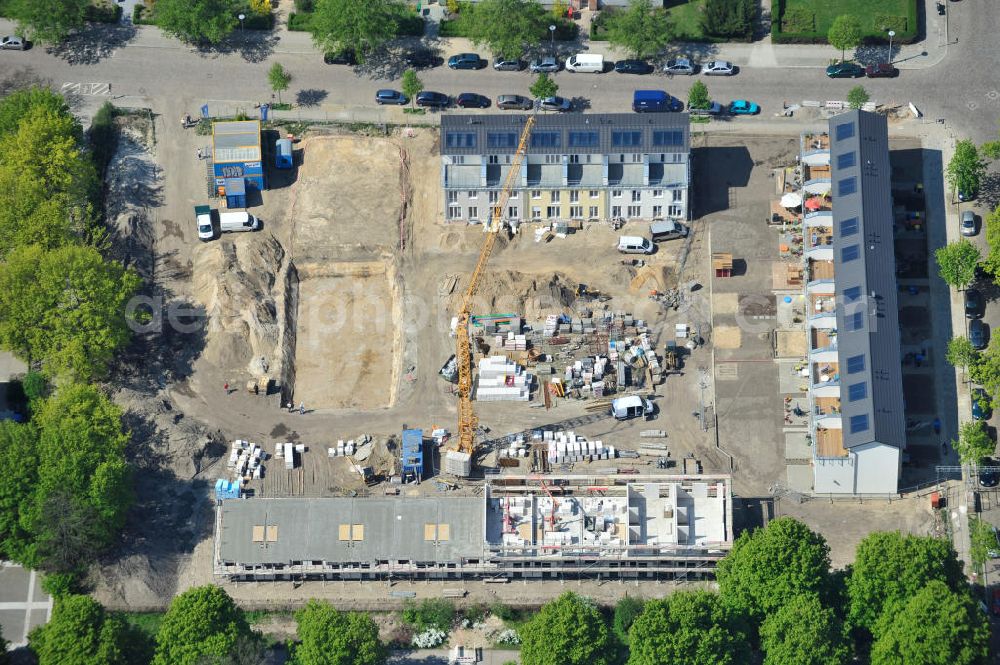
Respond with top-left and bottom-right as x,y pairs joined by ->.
603,0 -> 672,59
0,420 -> 39,563
947,336 -> 980,369
153,585 -> 257,665
715,516 -> 833,621
954,420 -> 995,464
846,531 -> 965,636
28,594 -> 131,665
530,73 -> 558,100
520,592 -> 613,665
291,600 -> 386,665
688,80 -> 710,110
847,85 -> 869,110
946,140 -> 987,199
759,594 -> 850,665
935,239 -> 981,290
8,0 -> 88,43
612,596 -> 644,644
827,15 -> 862,62
401,69 -> 423,108
309,0 -> 404,61
154,0 -> 240,45
627,591 -> 751,665
463,0 -> 547,60
268,63 -> 292,104
870,580 -> 989,665
981,205 -> 1000,277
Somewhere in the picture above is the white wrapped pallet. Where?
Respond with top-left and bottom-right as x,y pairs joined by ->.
284,443 -> 294,469
275,442 -> 283,458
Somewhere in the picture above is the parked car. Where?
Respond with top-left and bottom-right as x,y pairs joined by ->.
375,89 -> 408,105
962,210 -> 978,236
323,49 -> 356,65
866,63 -> 898,78
966,288 -> 984,319
614,59 -> 654,75
959,187 -> 977,202
688,101 -> 723,116
493,58 -> 525,71
650,220 -> 688,241
970,318 -> 988,350
728,99 -> 760,115
539,96 -> 572,112
0,35 -> 26,50
703,60 -> 736,76
497,94 -> 533,110
415,91 -> 451,108
456,93 -> 490,109
529,56 -> 560,73
826,62 -> 865,78
404,49 -> 443,69
992,588 -> 1000,617
972,388 -> 992,421
448,53 -> 483,70
663,58 -> 696,75
979,461 -> 999,488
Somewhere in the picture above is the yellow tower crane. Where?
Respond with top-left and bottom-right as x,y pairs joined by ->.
448,115 -> 535,477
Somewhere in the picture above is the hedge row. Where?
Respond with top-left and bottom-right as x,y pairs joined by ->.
441,15 -> 577,41
287,11 -> 423,36
771,0 -> 918,45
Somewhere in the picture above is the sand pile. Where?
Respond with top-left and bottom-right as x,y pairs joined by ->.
450,270 -> 579,320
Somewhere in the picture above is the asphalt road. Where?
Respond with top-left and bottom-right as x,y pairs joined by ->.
0,0 -> 995,143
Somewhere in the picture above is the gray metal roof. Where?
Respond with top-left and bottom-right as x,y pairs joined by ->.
829,110 -> 906,450
212,120 -> 262,164
218,497 -> 486,565
441,113 -> 690,156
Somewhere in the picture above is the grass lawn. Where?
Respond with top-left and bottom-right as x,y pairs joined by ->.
666,0 -> 707,41
782,0 -> 913,35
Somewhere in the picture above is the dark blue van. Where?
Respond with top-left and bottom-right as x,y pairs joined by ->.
632,90 -> 682,113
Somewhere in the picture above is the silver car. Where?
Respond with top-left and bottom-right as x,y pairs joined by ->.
703,60 -> 736,76
0,35 -> 26,50
530,57 -> 560,73
663,58 -> 695,75
962,210 -> 978,236
497,94 -> 533,110
539,96 -> 572,112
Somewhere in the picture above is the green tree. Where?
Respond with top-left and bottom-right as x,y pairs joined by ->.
715,517 -> 832,622
947,336 -> 980,369
700,0 -> 755,40
946,139 -> 987,200
846,531 -> 965,637
520,592 -> 613,665
983,206 -> 1000,276
603,0 -> 671,59
954,420 -> 994,465
530,73 -> 559,100
153,585 -> 257,665
970,338 -> 1000,403
401,69 -> 423,109
400,598 -> 454,632
268,63 -> 292,104
310,0 -> 404,62
154,0 -> 240,45
847,85 -> 869,109
0,244 -> 141,380
612,596 -> 644,644
627,591 -> 750,665
870,580 -> 989,665
759,594 -> 850,665
28,594 -> 130,665
968,516 -> 997,574
464,0 -> 546,60
0,420 -> 38,564
291,599 -> 386,665
8,0 -> 88,43
688,80 -> 710,110
827,15 -> 862,62
0,87 -> 75,140
935,239 -> 981,289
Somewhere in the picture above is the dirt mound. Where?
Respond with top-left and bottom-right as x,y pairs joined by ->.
449,270 -> 580,319
193,235 -> 287,377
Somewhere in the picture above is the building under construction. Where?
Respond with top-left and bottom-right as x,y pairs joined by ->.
213,474 -> 733,582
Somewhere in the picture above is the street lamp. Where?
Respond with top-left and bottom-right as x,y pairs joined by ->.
238,13 -> 246,33
549,24 -> 556,54
887,29 -> 895,65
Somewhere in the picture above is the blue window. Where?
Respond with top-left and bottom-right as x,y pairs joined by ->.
838,177 -> 857,196
653,130 -> 683,146
835,122 -> 855,141
848,311 -> 864,331
849,414 -> 869,433
848,382 -> 867,402
568,131 -> 599,148
837,151 -> 856,169
847,355 -> 865,374
839,217 -> 859,236
841,244 -> 860,262
531,132 -> 561,148
612,131 -> 642,147
486,132 -> 517,149
445,132 -> 477,149
843,286 -> 861,303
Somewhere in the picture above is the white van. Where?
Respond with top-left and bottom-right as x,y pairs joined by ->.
219,211 -> 261,233
611,395 -> 655,420
617,236 -> 654,254
565,53 -> 605,73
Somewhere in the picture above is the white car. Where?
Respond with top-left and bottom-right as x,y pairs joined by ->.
663,58 -> 695,75
703,60 -> 736,76
0,35 -> 26,50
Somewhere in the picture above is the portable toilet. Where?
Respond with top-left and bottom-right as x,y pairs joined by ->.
275,138 -> 293,169
223,177 -> 246,208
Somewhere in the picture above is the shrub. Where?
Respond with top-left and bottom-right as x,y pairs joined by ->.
411,627 -> 447,648
294,0 -> 314,10
781,7 -> 814,33
396,12 -> 425,37
132,4 -> 155,25
495,628 -> 520,646
287,11 -> 312,31
88,102 -> 118,181
402,599 -> 455,632
590,7 -> 616,41
491,602 -> 515,621
872,13 -> 907,35
701,0 -> 755,41
85,1 -> 122,23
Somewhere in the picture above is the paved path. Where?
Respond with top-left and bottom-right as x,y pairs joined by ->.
0,563 -> 53,649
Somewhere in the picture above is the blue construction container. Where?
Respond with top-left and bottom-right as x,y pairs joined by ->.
401,429 -> 424,482
275,138 -> 293,169
223,177 -> 246,209
215,478 -> 241,500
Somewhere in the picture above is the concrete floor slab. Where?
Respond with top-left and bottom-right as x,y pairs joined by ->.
786,464 -> 814,493
714,326 -> 742,349
775,330 -> 807,358
712,292 -> 739,315
775,293 -> 806,329
785,431 -> 812,460
0,566 -> 29,602
778,359 -> 809,394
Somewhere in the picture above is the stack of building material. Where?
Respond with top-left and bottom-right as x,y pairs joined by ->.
494,332 -> 528,352
444,450 -> 472,476
544,430 -> 613,464
283,442 -> 294,470
475,356 -> 531,401
543,315 -> 560,337
328,440 -> 357,458
228,440 -> 264,480
214,478 -> 241,500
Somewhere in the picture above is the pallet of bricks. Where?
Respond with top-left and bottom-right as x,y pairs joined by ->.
543,430 -> 616,465
476,356 -> 532,401
227,440 -> 264,480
